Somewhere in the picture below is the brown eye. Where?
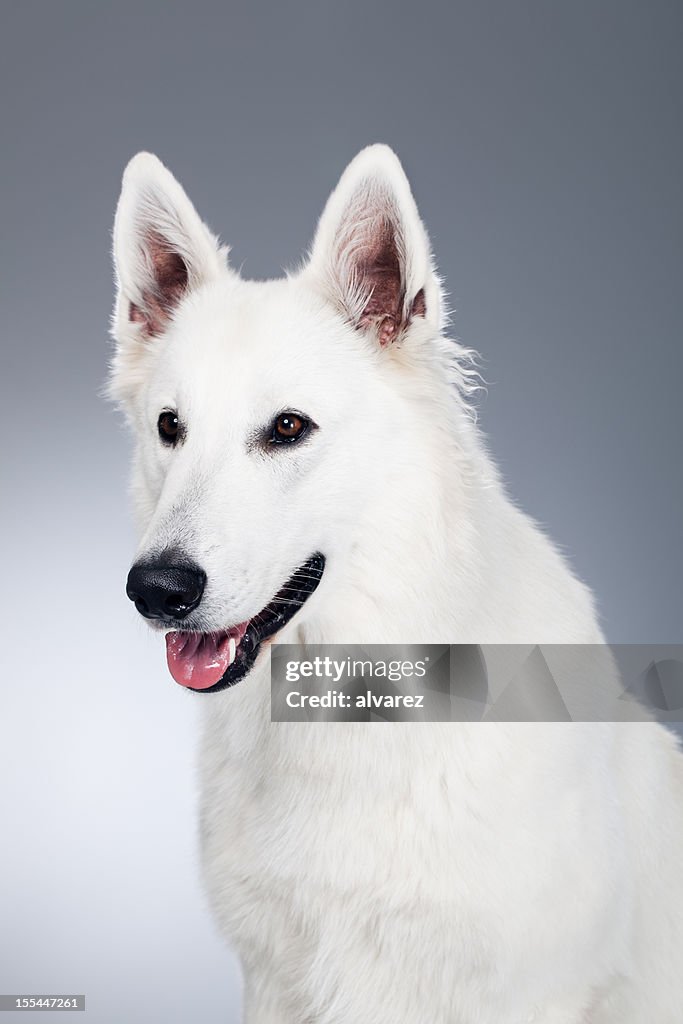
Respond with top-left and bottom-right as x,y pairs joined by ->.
271,412 -> 309,444
158,410 -> 180,445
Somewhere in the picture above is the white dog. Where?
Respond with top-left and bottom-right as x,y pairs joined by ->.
111,145 -> 683,1022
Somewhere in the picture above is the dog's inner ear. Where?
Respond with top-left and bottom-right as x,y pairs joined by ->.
332,191 -> 426,347
129,231 -> 190,338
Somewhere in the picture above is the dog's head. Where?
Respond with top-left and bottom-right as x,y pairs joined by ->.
111,145 -> 465,692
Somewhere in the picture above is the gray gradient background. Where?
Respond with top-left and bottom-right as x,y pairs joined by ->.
1,2 -> 681,1021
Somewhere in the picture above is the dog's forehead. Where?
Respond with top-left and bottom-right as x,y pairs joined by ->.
171,278 -> 342,369
159,276 -> 364,406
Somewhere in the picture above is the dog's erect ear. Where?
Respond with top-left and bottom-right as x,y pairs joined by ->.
112,153 -> 225,342
305,145 -> 441,345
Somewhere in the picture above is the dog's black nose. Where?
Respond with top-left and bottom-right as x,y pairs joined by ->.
126,558 -> 206,622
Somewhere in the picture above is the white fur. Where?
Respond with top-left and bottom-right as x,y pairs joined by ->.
111,146 -> 683,1022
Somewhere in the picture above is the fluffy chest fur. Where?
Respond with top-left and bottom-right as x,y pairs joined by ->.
199,678 -> 635,1023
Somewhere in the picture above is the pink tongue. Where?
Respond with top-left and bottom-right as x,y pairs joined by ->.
166,625 -> 248,690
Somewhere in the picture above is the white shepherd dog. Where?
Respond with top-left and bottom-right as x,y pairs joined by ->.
111,146 -> 683,1022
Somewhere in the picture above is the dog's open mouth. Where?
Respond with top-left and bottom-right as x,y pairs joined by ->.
165,553 -> 325,694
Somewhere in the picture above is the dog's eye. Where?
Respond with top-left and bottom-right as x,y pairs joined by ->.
158,411 -> 180,445
270,413 -> 309,445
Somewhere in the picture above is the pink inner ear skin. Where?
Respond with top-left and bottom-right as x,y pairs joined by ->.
374,289 -> 426,347
364,286 -> 427,347
127,293 -> 168,337
148,232 -> 188,304
377,316 -> 398,347
351,217 -> 427,347
410,288 -> 426,319
129,302 -> 146,324
128,231 -> 189,338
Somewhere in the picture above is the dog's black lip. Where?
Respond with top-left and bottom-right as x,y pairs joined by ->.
183,553 -> 326,694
